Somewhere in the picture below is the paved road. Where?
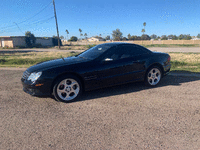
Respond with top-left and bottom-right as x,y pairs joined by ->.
0,69 -> 200,150
1,47 -> 200,53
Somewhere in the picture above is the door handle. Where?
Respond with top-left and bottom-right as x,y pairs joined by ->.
132,60 -> 140,63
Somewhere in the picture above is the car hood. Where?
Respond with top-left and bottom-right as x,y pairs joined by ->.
27,56 -> 87,73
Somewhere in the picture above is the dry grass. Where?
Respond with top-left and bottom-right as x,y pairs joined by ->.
59,45 -> 86,50
169,53 -> 200,63
2,51 -> 76,59
169,52 -> 200,72
0,51 -> 78,68
1,51 -> 200,72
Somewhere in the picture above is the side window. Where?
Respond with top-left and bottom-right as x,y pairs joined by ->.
119,45 -> 148,59
103,46 -> 121,61
101,45 -> 149,61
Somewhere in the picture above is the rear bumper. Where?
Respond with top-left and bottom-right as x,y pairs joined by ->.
163,63 -> 171,77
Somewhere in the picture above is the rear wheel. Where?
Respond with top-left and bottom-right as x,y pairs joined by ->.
53,75 -> 82,102
145,66 -> 162,86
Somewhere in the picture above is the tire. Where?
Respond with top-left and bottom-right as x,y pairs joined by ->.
53,75 -> 82,102
145,66 -> 162,86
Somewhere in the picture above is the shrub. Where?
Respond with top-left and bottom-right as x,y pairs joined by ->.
86,44 -> 96,49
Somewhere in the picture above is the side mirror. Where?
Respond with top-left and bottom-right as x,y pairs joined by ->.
104,58 -> 113,62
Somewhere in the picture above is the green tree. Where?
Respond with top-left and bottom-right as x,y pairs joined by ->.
129,35 -> 141,41
112,28 -> 123,41
60,36 -> 64,40
122,37 -> 128,41
167,35 -> 173,40
68,36 -> 78,41
178,34 -> 183,40
25,31 -> 36,48
178,34 -> 191,40
141,34 -> 150,40
150,34 -> 157,40
186,34 -> 192,40
197,34 -> 200,38
105,35 -> 110,40
172,35 -> 178,40
161,35 -> 168,40
156,36 -> 161,40
127,34 -> 131,40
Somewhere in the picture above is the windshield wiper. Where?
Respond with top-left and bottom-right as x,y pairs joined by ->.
61,56 -> 65,61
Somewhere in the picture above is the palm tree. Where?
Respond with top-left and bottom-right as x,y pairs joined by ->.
65,29 -> 69,40
79,28 -> 82,39
84,33 -> 88,39
143,22 -> 146,29
141,29 -> 145,35
127,34 -> 131,40
142,22 -> 146,35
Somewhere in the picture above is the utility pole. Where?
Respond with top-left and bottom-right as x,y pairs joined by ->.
53,0 -> 60,49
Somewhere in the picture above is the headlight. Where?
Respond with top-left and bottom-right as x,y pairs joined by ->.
28,72 -> 42,82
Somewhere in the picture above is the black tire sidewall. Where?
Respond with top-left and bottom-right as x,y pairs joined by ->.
53,75 -> 82,103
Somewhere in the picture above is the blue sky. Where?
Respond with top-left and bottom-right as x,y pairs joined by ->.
0,0 -> 199,39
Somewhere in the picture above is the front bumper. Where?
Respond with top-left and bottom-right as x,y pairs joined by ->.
21,79 -> 52,96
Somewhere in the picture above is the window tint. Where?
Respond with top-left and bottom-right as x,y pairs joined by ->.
102,44 -> 150,61
102,46 -> 121,61
78,44 -> 112,59
120,45 -> 149,57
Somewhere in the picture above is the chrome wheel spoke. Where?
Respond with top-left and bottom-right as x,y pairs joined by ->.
57,78 -> 80,101
147,68 -> 161,85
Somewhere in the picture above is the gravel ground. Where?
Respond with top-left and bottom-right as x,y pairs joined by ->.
0,69 -> 200,150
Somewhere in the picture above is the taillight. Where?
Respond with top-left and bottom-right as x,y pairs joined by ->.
167,56 -> 171,62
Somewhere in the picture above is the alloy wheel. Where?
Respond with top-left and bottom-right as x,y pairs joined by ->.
57,78 -> 80,101
147,68 -> 161,86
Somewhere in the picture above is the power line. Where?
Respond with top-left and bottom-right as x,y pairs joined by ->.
13,22 -> 24,34
17,1 -> 53,25
0,17 -> 54,35
1,1 -> 52,30
24,16 -> 54,26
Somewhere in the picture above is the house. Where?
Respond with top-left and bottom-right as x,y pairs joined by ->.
191,36 -> 200,40
0,36 -> 53,48
87,37 -> 104,42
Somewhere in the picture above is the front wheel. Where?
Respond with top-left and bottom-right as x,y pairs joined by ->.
53,75 -> 82,102
145,66 -> 162,86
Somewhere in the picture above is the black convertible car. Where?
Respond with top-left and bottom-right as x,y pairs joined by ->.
21,43 -> 171,102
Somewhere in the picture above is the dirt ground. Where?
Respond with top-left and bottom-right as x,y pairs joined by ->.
0,69 -> 200,150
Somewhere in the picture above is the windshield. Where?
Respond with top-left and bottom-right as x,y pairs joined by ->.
77,44 -> 112,59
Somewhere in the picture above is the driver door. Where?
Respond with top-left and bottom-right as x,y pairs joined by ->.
94,45 -> 144,88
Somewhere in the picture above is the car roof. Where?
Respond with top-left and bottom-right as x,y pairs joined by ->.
99,42 -> 152,53
101,42 -> 133,46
